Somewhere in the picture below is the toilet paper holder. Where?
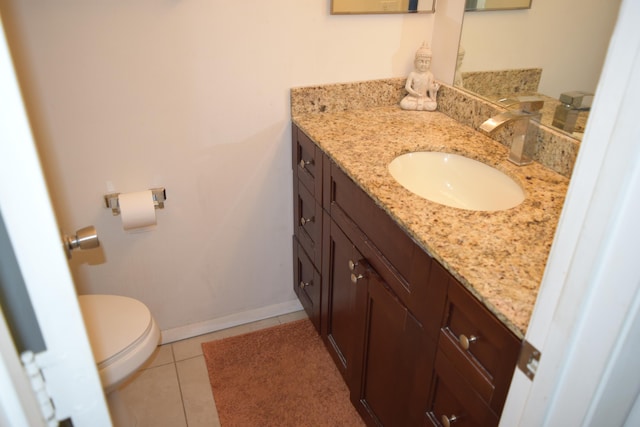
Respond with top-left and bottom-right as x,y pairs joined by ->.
104,188 -> 166,215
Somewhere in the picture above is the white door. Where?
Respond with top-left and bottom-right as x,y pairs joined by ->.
500,0 -> 640,425
0,13 -> 111,427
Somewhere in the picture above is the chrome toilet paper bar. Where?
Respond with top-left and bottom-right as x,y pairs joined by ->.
104,188 -> 166,215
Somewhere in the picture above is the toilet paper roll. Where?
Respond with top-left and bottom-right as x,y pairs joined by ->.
119,190 -> 157,231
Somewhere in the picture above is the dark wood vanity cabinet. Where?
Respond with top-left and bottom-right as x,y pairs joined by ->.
291,124 -> 521,426
292,126 -> 323,331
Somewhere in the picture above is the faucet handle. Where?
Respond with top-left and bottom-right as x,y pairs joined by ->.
497,96 -> 544,113
559,91 -> 593,110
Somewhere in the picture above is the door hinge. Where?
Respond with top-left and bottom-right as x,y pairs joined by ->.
517,339 -> 541,380
21,351 -> 58,427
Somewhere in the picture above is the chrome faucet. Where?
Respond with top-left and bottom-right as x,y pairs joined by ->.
552,91 -> 593,133
480,96 -> 543,166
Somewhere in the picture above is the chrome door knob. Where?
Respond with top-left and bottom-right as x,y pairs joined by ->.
64,225 -> 99,259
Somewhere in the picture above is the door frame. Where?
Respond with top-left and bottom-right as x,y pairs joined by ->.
500,0 -> 640,425
0,13 -> 111,426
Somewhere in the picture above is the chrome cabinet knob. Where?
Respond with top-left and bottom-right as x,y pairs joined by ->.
441,414 -> 458,427
458,334 -> 478,350
350,273 -> 363,284
348,260 -> 357,271
299,159 -> 313,169
300,216 -> 314,226
299,280 -> 312,289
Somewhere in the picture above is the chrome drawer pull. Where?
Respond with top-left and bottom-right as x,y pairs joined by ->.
350,273 -> 363,284
299,159 -> 314,169
441,414 -> 458,427
300,216 -> 314,226
299,281 -> 312,289
458,334 -> 478,350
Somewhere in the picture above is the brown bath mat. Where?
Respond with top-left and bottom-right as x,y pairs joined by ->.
201,319 -> 365,426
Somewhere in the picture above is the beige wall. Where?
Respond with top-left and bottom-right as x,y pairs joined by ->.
0,0 -> 434,340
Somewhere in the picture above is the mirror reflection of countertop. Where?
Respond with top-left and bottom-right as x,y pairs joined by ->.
293,106 -> 569,338
487,93 -> 589,139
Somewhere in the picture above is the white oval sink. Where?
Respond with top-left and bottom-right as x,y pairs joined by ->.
388,152 -> 524,211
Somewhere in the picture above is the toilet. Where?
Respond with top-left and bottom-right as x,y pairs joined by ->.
79,294 -> 160,426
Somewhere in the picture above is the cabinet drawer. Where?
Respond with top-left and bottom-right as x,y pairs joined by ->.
293,126 -> 322,199
425,351 -> 498,427
294,179 -> 322,267
293,237 -> 321,332
439,280 -> 520,414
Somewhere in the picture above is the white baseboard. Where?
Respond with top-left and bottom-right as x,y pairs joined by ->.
159,299 -> 304,344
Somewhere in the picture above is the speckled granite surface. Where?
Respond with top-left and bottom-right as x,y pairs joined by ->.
291,78 -> 406,115
460,68 -> 542,97
293,78 -> 580,178
291,81 -> 572,338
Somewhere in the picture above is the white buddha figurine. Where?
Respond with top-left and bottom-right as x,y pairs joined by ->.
400,42 -> 440,111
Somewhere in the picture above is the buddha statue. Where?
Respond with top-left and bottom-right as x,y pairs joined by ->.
400,42 -> 440,111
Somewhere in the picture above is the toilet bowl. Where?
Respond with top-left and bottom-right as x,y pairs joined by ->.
79,294 -> 160,425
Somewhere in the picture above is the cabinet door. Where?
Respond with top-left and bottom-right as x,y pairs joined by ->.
321,214 -> 363,386
351,263 -> 435,427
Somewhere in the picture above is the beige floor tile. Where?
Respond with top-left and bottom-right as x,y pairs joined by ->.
118,363 -> 186,427
145,344 -> 174,369
171,332 -> 218,362
172,317 -> 281,362
176,356 -> 220,427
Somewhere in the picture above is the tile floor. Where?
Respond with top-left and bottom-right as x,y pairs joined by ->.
118,310 -> 309,427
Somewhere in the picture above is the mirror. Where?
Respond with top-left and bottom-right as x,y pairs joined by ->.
465,0 -> 531,12
331,0 -> 435,14
455,0 -> 621,140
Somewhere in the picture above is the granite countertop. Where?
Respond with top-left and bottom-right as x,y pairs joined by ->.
293,106 -> 569,338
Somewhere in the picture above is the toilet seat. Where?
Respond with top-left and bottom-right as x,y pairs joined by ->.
79,294 -> 160,390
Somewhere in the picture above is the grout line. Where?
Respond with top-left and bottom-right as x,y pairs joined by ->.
173,359 -> 190,427
179,353 -> 207,363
